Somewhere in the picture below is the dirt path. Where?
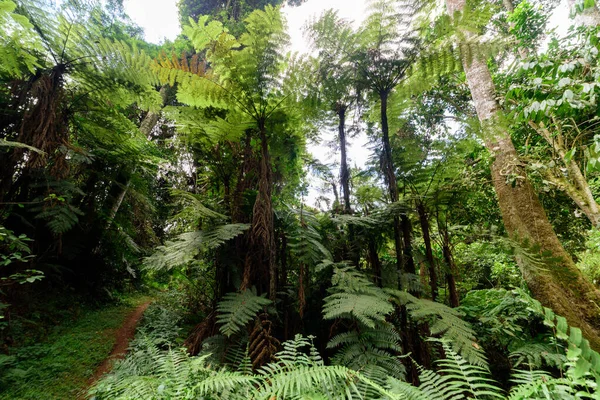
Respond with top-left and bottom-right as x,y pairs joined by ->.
85,300 -> 152,389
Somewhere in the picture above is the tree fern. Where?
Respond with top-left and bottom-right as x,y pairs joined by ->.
509,340 -> 565,369
0,0 -> 41,78
386,341 -> 503,400
216,289 -> 272,337
144,223 -> 250,271
388,289 -> 485,366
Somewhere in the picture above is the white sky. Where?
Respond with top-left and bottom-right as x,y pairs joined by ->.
123,0 -> 575,208
123,0 -> 180,43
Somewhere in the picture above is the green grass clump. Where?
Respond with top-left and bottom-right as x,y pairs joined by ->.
0,295 -> 151,400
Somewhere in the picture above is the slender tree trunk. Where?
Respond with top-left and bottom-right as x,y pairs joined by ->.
529,121 -> 600,227
338,105 -> 352,214
242,123 -> 276,300
438,217 -> 460,308
105,180 -> 131,231
417,203 -> 438,301
368,238 -> 383,287
568,0 -> 600,27
380,91 -> 404,272
401,215 -> 416,275
447,0 -> 600,348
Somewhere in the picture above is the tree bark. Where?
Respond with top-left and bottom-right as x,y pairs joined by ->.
447,0 -> 600,349
379,91 -> 405,272
338,105 -> 352,214
417,203 -> 438,301
242,123 -> 276,300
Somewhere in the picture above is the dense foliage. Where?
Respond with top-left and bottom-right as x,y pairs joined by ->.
3,0 -> 600,398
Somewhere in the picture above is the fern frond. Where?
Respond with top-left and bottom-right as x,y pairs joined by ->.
143,223 -> 249,271
217,289 -> 272,337
434,341 -> 504,398
509,340 -> 566,369
388,289 -> 485,366
323,292 -> 393,328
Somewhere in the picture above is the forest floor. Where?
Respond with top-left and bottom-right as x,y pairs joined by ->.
86,299 -> 152,390
0,294 -> 152,400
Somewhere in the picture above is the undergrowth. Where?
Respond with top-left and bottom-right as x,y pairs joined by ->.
0,295 -> 150,400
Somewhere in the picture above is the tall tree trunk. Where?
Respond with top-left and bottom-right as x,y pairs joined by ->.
568,0 -> 600,27
417,203 -> 438,301
338,105 -> 352,214
380,91 -> 405,272
242,123 -> 276,300
401,215 -> 416,275
437,215 -> 460,308
447,0 -> 600,348
232,131 -> 255,223
368,237 -> 383,287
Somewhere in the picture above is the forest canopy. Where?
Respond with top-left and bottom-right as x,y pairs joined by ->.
3,0 -> 600,398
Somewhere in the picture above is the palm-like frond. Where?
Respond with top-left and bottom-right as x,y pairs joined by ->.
144,223 -> 250,271
216,289 -> 272,337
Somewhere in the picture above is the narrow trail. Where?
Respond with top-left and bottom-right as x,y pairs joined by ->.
84,300 -> 152,393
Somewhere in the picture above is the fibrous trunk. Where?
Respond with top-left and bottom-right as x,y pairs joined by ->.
447,0 -> 600,348
242,123 -> 276,300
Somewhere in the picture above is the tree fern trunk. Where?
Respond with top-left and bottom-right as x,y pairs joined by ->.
438,219 -> 460,308
338,105 -> 351,214
380,91 -> 404,273
243,122 -> 276,300
447,0 -> 600,349
417,203 -> 438,301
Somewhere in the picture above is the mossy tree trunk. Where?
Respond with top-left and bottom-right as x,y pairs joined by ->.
447,0 -> 600,348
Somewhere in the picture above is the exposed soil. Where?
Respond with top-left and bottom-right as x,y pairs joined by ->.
84,300 -> 152,392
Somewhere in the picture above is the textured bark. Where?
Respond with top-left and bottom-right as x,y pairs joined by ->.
448,0 -> 600,348
242,123 -> 276,300
379,92 -> 405,272
568,0 -> 600,27
417,203 -> 438,301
